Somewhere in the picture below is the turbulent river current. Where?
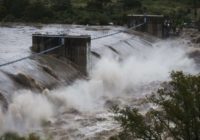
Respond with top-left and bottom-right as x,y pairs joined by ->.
0,24 -> 199,140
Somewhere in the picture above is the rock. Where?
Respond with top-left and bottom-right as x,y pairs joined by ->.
191,36 -> 200,44
190,34 -> 196,38
195,36 -> 200,43
41,65 -> 59,80
42,88 -> 50,95
0,92 -> 8,113
104,99 -> 121,109
188,50 -> 200,64
7,72 -> 46,92
64,108 -> 81,115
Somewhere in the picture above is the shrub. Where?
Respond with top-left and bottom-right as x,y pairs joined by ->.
113,71 -> 200,140
24,0 -> 53,22
0,133 -> 41,140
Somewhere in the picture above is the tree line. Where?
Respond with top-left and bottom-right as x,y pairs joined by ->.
0,0 -> 198,25
0,0 -> 143,24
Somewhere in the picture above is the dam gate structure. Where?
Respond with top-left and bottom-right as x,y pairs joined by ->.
127,14 -> 166,38
32,34 -> 91,76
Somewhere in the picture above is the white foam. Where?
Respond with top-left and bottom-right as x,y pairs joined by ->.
0,25 -> 198,138
0,90 -> 53,135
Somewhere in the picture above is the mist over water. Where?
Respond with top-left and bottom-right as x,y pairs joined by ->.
0,91 -> 53,135
0,25 -> 198,139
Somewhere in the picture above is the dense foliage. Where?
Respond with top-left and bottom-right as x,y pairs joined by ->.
0,133 -> 41,140
0,0 -> 199,25
112,71 -> 200,140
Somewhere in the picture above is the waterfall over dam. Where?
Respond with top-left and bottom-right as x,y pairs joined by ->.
0,24 -> 199,139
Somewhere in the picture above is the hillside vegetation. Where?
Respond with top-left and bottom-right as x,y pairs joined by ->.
0,0 -> 199,25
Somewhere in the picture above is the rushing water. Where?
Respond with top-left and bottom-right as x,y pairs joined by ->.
0,24 -> 199,139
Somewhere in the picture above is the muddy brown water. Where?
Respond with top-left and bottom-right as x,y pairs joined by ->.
0,24 -> 199,139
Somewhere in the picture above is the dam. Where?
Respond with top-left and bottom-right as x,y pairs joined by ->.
0,24 -> 199,139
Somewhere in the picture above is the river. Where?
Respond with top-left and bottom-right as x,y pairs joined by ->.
0,24 -> 198,140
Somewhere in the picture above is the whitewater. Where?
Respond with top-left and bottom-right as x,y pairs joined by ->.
0,24 -> 198,139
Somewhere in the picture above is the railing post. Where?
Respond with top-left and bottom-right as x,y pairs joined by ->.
32,34 -> 42,52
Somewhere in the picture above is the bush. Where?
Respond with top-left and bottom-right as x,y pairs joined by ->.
0,6 -> 7,20
0,0 -> 196,25
24,0 -> 53,22
113,71 -> 200,140
0,133 -> 41,140
2,14 -> 16,22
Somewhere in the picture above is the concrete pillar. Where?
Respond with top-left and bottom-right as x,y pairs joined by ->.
32,34 -> 91,76
32,34 -> 42,52
127,15 -> 165,38
157,24 -> 163,38
64,35 -> 91,76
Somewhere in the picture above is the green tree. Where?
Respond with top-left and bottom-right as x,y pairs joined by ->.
51,0 -> 72,11
2,0 -> 29,18
25,0 -> 52,21
87,0 -> 111,11
120,0 -> 142,11
113,71 -> 200,140
0,5 -> 7,19
0,132 -> 41,140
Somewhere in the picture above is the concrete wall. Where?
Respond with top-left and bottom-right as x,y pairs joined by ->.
32,34 -> 64,55
127,15 -> 164,38
32,34 -> 91,75
64,36 -> 91,75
